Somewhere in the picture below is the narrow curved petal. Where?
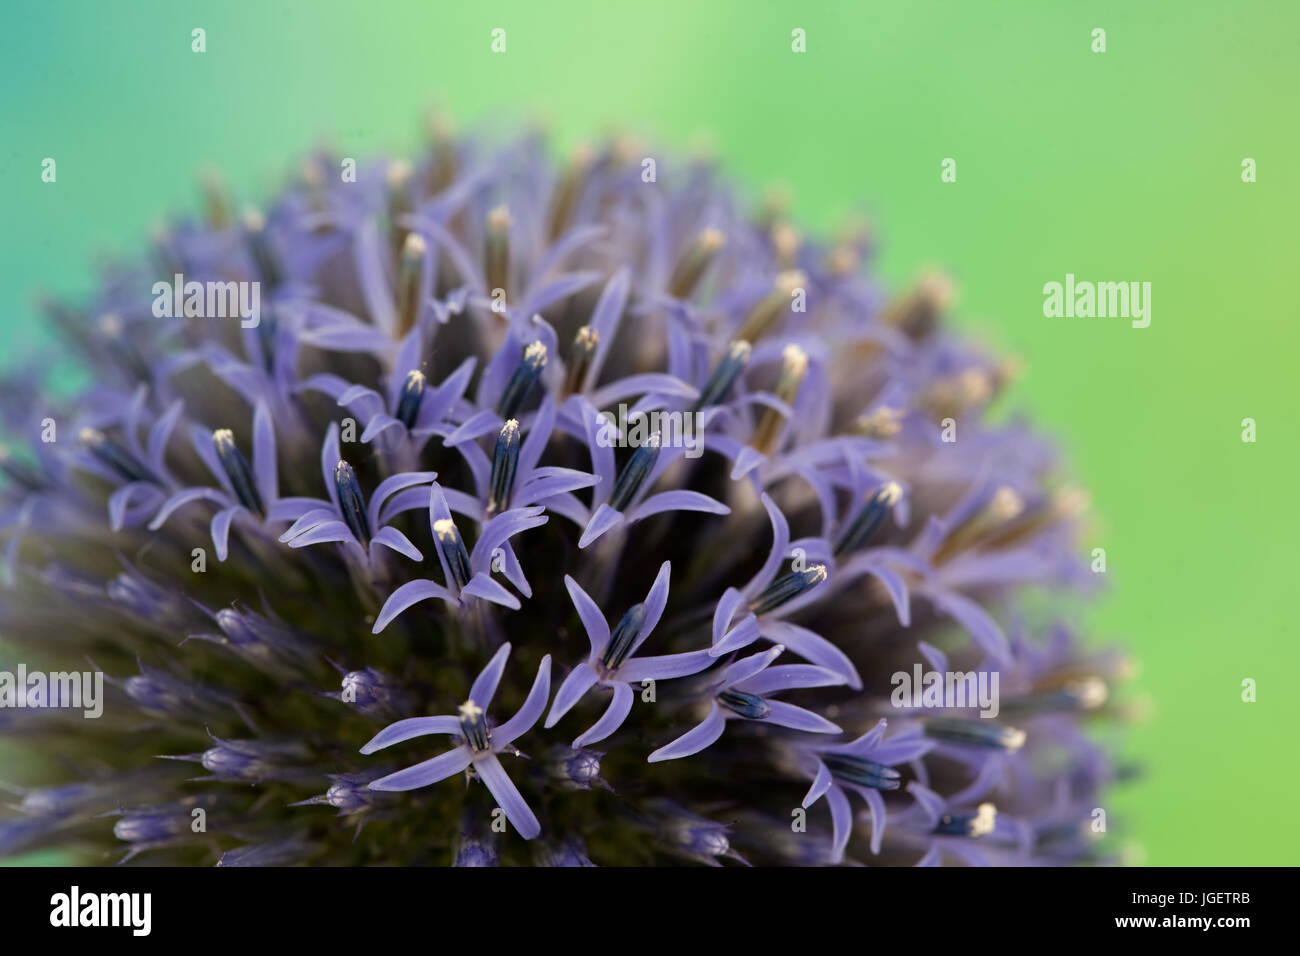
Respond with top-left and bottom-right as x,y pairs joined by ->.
917,640 -> 948,674
444,410 -> 503,447
572,682 -> 634,748
544,664 -> 599,728
711,614 -> 760,658
861,786 -> 887,855
473,753 -> 540,840
252,400 -> 277,505
761,700 -> 841,734
496,541 -> 531,599
925,588 -> 1011,665
107,482 -> 159,532
586,266 -> 631,386
367,471 -> 437,534
416,356 -> 477,429
579,398 -> 617,504
370,526 -> 422,561
295,372 -> 352,402
906,782 -> 948,827
617,650 -> 713,683
518,270 -> 601,319
647,702 -> 725,763
515,467 -> 597,506
588,372 -> 698,407
354,219 -> 398,333
378,485 -> 445,526
148,487 -> 228,530
278,507 -> 342,542
564,575 -> 610,656
633,560 -> 672,652
824,718 -> 889,759
736,663 -> 847,697
145,399 -> 184,477
360,716 -> 461,754
283,520 -> 356,549
866,733 -> 936,766
469,642 -> 512,710
469,507 -> 548,571
211,506 -> 240,562
728,445 -> 767,481
915,845 -> 943,867
493,655 -> 552,746
840,555 -> 911,626
266,496 -> 329,524
578,503 -> 624,549
446,436 -> 492,494
372,579 -> 459,634
826,784 -> 853,863
536,490 -> 588,528
627,490 -> 729,525
717,644 -> 785,689
517,395 -> 556,479
741,493 -> 791,600
368,748 -> 471,791
758,620 -> 861,690
337,383 -> 386,412
461,573 -> 520,609
320,422 -> 342,509
802,759 -> 833,808
710,588 -> 747,652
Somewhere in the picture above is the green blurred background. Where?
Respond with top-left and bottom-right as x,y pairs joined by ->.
1,0 -> 1296,865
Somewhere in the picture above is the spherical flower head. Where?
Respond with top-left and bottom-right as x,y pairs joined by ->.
0,120 -> 1130,866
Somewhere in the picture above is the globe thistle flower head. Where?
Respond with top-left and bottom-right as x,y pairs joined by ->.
0,121 -> 1130,866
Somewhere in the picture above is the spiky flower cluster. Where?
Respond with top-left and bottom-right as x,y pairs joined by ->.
0,123 -> 1130,866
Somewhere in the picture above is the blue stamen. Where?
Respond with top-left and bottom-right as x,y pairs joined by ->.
1000,678 -> 1107,717
564,325 -> 599,395
822,754 -> 901,791
257,306 -> 279,373
242,209 -> 282,289
487,419 -> 520,515
81,428 -> 158,485
433,518 -> 472,591
0,445 -> 47,491
394,370 -> 426,430
835,482 -> 902,555
933,803 -> 997,837
693,340 -> 751,411
498,341 -> 547,419
718,688 -> 771,720
395,233 -> 426,336
458,700 -> 491,752
333,460 -> 371,543
601,603 -> 647,670
608,435 -> 660,512
750,564 -> 827,616
923,718 -> 1026,752
668,227 -> 726,299
213,429 -> 264,515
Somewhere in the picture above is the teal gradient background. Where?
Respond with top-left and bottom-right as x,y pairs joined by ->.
1,0 -> 1296,865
